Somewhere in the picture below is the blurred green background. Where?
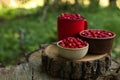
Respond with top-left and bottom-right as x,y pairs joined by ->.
0,0 -> 120,66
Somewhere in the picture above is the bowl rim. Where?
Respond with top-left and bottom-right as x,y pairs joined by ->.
57,41 -> 89,51
79,29 -> 116,40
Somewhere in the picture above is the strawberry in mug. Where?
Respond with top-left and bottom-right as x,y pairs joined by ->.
57,13 -> 88,40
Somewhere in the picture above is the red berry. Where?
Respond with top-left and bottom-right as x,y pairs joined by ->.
81,30 -> 114,38
59,37 -> 87,48
58,13 -> 83,20
68,43 -> 72,47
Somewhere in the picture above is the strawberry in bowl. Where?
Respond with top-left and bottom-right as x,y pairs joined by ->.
57,37 -> 89,60
79,29 -> 116,54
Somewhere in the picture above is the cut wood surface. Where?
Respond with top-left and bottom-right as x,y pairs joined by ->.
0,44 -> 120,80
42,44 -> 112,80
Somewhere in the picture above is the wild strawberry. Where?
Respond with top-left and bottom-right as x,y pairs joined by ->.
59,37 -> 87,48
58,13 -> 84,20
81,30 -> 114,38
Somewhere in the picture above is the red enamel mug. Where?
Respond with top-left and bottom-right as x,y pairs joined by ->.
57,14 -> 88,40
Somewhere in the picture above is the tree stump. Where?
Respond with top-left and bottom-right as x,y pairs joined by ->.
42,44 -> 111,80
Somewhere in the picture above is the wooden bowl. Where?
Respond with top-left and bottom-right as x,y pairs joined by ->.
79,29 -> 116,54
57,41 -> 89,60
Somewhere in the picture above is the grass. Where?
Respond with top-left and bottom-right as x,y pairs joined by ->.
0,6 -> 120,65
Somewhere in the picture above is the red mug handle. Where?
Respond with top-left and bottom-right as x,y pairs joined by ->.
84,19 -> 88,30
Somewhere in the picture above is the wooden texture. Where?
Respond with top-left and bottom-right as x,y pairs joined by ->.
0,48 -> 60,80
0,44 -> 120,80
42,44 -> 111,80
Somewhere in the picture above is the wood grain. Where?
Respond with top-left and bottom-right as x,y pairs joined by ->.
0,44 -> 119,80
42,44 -> 111,80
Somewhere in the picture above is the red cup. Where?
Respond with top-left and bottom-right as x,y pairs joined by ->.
57,17 -> 88,40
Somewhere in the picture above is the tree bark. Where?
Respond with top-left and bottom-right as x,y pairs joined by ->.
41,44 -> 111,80
89,0 -> 99,9
109,0 -> 117,8
40,0 -> 50,22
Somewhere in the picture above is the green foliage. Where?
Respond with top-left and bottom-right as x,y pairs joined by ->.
0,5 -> 120,65
0,7 -> 39,20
